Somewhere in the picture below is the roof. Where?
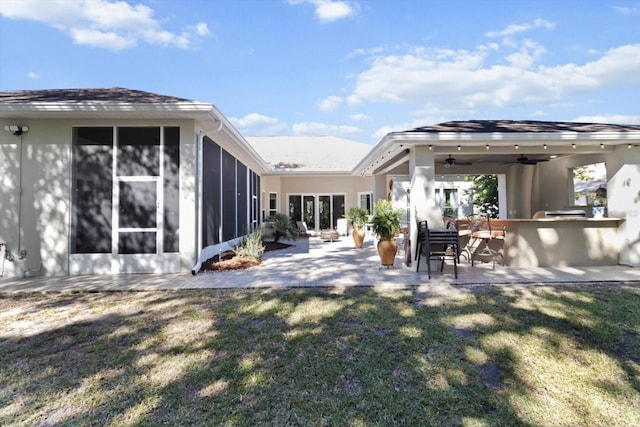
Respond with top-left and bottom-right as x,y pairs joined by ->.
353,119 -> 640,176
0,87 -> 213,121
0,87 -> 192,104
246,136 -> 372,173
406,120 -> 640,133
0,87 -> 272,173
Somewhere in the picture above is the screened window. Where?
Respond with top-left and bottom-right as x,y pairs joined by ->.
163,127 -> 180,252
71,127 -> 113,253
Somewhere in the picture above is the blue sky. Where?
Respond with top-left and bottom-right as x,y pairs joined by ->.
1,0 -> 639,144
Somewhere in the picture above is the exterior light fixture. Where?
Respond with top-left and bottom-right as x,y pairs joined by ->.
428,145 -> 433,150
457,145 -> 461,151
572,143 -> 576,149
543,144 -> 548,150
600,143 -> 605,149
514,144 -> 519,150
3,125 -> 29,136
628,144 -> 633,149
485,144 -> 490,150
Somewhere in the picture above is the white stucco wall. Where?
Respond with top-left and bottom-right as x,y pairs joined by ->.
1,120 -> 71,276
0,118 -> 199,277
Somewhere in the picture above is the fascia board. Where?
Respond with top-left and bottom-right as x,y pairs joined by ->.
0,102 -> 212,118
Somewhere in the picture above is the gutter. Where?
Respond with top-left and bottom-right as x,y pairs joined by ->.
192,113 -> 224,276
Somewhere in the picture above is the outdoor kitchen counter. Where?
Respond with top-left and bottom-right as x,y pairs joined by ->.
458,218 -> 625,268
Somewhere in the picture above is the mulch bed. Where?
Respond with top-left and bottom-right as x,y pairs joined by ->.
201,241 -> 292,272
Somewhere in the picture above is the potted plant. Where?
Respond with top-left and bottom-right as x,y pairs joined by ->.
345,207 -> 369,248
371,199 -> 402,266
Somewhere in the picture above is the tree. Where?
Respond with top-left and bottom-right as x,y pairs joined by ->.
466,174 -> 499,218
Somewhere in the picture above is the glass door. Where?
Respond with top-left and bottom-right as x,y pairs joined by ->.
319,195 -> 331,229
303,195 -> 315,230
115,127 -> 161,273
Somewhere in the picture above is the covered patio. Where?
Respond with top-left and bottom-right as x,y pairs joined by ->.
352,120 -> 640,268
1,235 -> 640,292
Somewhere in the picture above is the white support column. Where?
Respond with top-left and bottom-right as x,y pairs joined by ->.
409,146 -> 436,261
606,145 -> 640,267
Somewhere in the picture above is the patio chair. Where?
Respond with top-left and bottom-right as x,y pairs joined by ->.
414,206 -> 460,279
465,214 -> 505,268
296,221 -> 310,237
415,220 -> 459,279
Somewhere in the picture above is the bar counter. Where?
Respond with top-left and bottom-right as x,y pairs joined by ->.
457,218 -> 625,268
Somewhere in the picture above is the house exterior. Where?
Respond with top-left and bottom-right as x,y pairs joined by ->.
247,136 -> 374,233
0,88 -> 273,277
0,88 -> 373,278
352,120 -> 640,267
2,89 -> 639,278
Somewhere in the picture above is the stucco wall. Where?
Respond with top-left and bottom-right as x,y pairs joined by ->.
273,174 -> 374,213
0,118 -> 198,277
1,120 -> 71,276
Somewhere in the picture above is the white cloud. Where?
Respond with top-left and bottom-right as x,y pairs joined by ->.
230,113 -> 279,128
0,0 -> 209,51
288,0 -> 359,23
572,114 -> 640,125
27,71 -> 40,79
347,113 -> 371,121
485,18 -> 555,38
614,6 -> 640,14
317,95 -> 343,112
346,43 -> 640,111
292,121 -> 360,136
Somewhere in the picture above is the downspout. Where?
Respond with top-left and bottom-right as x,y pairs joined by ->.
16,131 -> 24,259
192,115 -> 224,275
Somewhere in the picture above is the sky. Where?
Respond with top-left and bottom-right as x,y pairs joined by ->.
0,0 -> 639,144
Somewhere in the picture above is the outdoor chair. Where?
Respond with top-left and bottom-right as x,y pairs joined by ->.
296,221 -> 310,237
414,206 -> 460,279
415,220 -> 460,279
465,214 -> 505,268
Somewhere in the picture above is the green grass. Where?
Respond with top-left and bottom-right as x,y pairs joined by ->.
1,284 -> 639,426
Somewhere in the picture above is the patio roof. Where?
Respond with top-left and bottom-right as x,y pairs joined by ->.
353,120 -> 640,176
407,120 -> 640,134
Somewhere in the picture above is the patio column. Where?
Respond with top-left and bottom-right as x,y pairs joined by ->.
409,146 -> 436,260
607,145 -> 640,267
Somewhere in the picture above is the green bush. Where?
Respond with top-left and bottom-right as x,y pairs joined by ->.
266,213 -> 298,242
345,207 -> 369,229
372,199 -> 402,240
235,230 -> 265,259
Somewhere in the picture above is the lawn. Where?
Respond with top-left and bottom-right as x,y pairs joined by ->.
1,284 -> 639,426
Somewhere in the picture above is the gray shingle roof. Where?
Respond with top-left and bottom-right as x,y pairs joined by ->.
0,87 -> 192,104
407,120 -> 640,133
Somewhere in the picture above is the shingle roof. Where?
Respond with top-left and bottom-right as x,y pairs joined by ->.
0,87 -> 193,104
246,136 -> 372,172
406,120 -> 640,133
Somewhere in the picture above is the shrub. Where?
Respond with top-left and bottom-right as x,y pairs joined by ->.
235,230 -> 265,259
345,207 -> 369,229
266,213 -> 298,243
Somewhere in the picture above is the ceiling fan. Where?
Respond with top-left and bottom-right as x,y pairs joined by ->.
505,155 -> 550,165
444,154 -> 472,168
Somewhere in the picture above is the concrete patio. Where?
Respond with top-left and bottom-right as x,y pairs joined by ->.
1,234 -> 639,293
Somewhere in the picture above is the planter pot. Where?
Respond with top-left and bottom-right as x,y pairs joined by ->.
352,227 -> 365,248
377,238 -> 398,266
